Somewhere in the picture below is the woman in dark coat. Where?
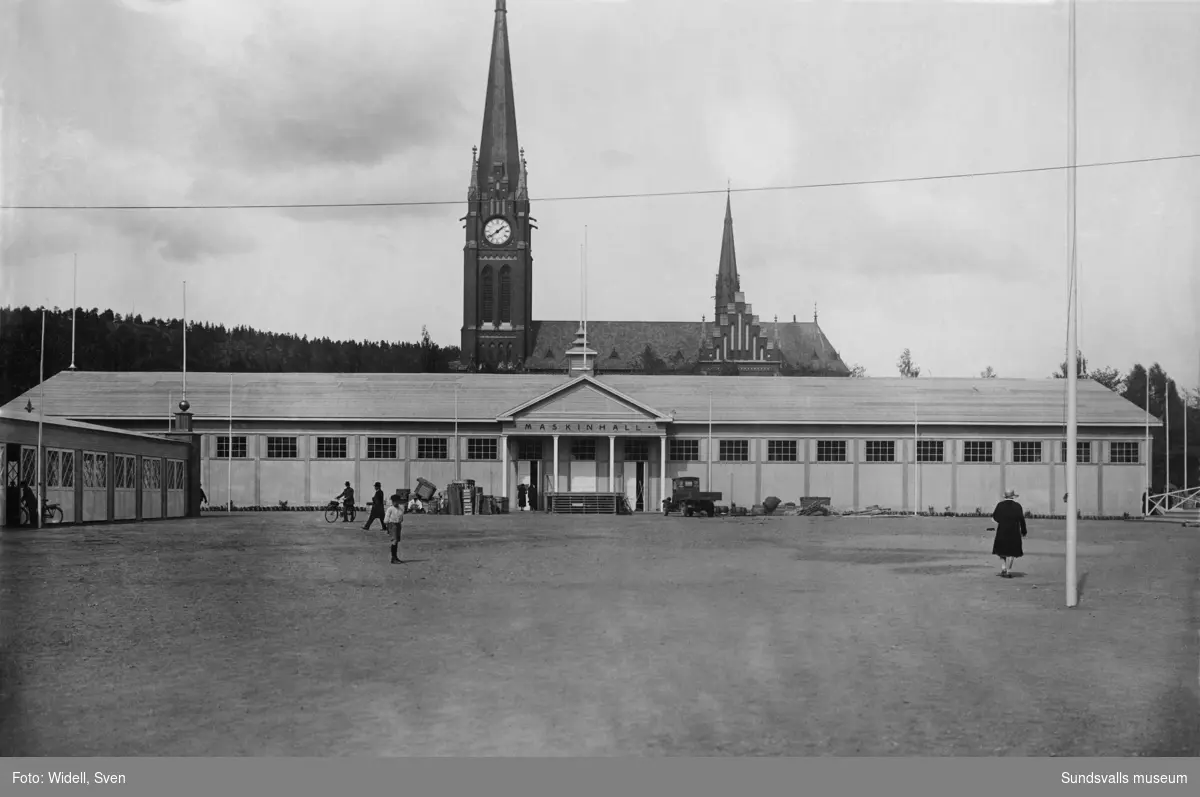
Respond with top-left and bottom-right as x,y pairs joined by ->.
991,489 -> 1028,577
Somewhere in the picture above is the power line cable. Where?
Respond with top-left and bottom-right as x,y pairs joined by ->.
2,153 -> 1197,211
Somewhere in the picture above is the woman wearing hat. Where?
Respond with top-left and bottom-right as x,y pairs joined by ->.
990,489 -> 1028,577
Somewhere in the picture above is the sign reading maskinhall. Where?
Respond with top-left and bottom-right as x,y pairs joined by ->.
504,421 -> 663,436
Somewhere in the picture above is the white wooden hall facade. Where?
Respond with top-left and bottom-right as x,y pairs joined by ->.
1,371 -> 1155,516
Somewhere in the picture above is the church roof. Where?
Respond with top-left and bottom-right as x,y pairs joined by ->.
2,371 -> 1156,428
523,319 -> 850,374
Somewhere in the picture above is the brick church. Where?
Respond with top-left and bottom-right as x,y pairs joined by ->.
458,1 -> 850,378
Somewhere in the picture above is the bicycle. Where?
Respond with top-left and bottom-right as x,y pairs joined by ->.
324,500 -> 357,524
20,499 -> 63,527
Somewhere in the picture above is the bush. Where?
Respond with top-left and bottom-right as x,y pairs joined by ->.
763,496 -> 781,513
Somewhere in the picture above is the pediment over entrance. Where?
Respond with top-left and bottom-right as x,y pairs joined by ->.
497,375 -> 670,427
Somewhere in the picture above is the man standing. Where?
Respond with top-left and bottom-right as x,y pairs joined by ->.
335,481 -> 355,522
385,492 -> 406,564
21,482 -> 38,527
990,489 -> 1028,578
363,482 -> 386,531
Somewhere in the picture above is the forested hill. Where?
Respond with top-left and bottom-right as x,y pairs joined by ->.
0,306 -> 461,406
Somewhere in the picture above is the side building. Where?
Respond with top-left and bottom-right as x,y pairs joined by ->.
3,371 -> 1156,517
1,409 -> 202,528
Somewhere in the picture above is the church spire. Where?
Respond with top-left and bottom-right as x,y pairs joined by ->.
476,0 -> 521,199
714,184 -> 741,315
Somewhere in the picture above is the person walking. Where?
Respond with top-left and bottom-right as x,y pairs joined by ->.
363,482 -> 386,531
384,492 -> 406,564
990,489 -> 1028,577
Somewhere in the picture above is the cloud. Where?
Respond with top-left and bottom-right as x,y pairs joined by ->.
4,120 -> 254,263
199,4 -> 474,174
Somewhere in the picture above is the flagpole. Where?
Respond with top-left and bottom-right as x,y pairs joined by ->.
707,390 -> 713,489
914,397 -> 920,515
69,255 -> 77,370
578,224 -> 583,343
1064,0 -> 1079,608
1162,381 -> 1178,499
228,374 -> 233,513
36,308 -> 46,529
1144,370 -> 1150,515
182,281 -> 188,405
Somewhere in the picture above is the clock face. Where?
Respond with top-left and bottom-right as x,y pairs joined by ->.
483,217 -> 512,246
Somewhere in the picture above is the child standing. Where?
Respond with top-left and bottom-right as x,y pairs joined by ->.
384,492 -> 406,564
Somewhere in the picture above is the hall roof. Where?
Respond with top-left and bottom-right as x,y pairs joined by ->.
2,371 -> 1156,428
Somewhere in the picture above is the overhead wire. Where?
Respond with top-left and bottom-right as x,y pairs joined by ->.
1,153 -> 1197,211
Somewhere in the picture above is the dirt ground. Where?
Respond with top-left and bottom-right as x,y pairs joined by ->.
1,511 -> 1197,756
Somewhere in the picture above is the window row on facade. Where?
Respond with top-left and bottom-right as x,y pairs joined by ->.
208,435 -> 1142,465
669,439 -> 1139,464
19,447 -> 187,490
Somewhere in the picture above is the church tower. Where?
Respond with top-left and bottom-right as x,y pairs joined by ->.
461,0 -> 534,372
702,191 -> 779,374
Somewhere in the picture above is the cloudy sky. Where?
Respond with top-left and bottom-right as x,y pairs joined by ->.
3,0 -> 1198,385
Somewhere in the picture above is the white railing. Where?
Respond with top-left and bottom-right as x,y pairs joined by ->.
1147,485 -> 1200,515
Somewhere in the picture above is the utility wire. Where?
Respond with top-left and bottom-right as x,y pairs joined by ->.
2,153 -> 1197,211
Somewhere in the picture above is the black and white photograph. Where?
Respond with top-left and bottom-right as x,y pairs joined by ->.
2,0 -> 1198,767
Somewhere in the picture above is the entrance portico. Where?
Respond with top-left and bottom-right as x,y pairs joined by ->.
496,375 -> 673,512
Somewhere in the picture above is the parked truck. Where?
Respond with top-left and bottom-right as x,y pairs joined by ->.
662,477 -> 721,517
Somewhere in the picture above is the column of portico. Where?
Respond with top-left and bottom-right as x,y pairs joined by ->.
609,435 -> 616,492
660,435 -> 667,509
501,434 -> 508,508
552,434 -> 560,492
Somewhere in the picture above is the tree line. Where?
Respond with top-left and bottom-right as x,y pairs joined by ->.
0,306 -> 460,406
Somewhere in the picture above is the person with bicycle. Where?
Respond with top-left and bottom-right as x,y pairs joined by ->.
335,481 -> 355,522
21,482 -> 38,527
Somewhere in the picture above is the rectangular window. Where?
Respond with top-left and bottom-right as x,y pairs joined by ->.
167,459 -> 185,491
516,440 -> 543,461
917,440 -> 944,463
116,455 -> 137,489
623,440 -> 650,462
1060,441 -> 1092,463
719,440 -> 749,462
767,440 -> 797,462
266,437 -> 298,459
468,438 -> 498,460
964,441 -> 994,463
216,435 -> 248,459
865,441 -> 895,463
1109,441 -> 1139,464
143,458 -> 162,490
60,451 -> 75,488
46,450 -> 61,488
316,437 -> 347,459
571,439 -> 596,461
20,446 -> 36,485
83,452 -> 103,489
1012,441 -> 1043,464
816,440 -> 846,463
417,437 -> 448,460
669,439 -> 700,462
366,437 -> 397,460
